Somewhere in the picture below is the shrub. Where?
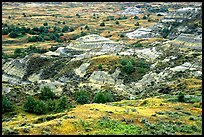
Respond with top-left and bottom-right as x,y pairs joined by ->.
33,100 -> 47,115
178,92 -> 185,102
27,35 -> 44,42
9,31 -> 19,38
100,22 -> 105,26
80,31 -> 87,36
71,34 -> 79,40
47,99 -> 57,112
123,61 -> 135,74
104,91 -> 115,102
69,27 -> 74,32
76,90 -> 90,105
55,96 -> 68,112
134,43 -> 143,47
39,86 -> 55,100
117,15 -> 128,20
119,33 -> 125,37
120,58 -> 135,66
13,48 -> 26,58
24,96 -> 37,113
115,20 -> 120,24
53,26 -> 61,33
162,28 -> 170,38
134,15 -> 139,20
2,29 -> 9,35
93,92 -> 107,103
138,67 -> 145,73
43,22 -> 48,26
49,46 -> 58,52
135,22 -> 139,26
2,52 -> 9,59
2,96 -> 14,113
85,25 -> 89,30
107,16 -> 115,20
62,25 -> 69,32
142,15 -> 147,20
76,13 -> 80,17
98,64 -> 103,70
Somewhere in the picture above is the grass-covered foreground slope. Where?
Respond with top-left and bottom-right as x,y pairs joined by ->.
2,95 -> 202,135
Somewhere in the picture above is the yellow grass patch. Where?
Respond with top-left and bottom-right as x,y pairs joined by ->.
87,54 -> 120,74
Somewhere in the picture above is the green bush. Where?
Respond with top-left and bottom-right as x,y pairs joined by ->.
134,15 -> 139,20
80,31 -> 87,36
43,22 -> 48,26
55,96 -> 68,112
2,96 -> 14,113
24,96 -> 37,113
119,33 -> 125,37
71,34 -> 80,40
104,91 -> 115,102
49,46 -> 58,52
76,13 -> 80,18
24,95 -> 69,114
39,86 -> 55,100
9,31 -> 19,38
47,99 -> 57,112
33,100 -> 47,115
120,58 -> 135,66
135,22 -> 139,26
85,25 -> 89,30
93,92 -> 107,103
178,92 -> 185,102
13,48 -> 26,58
2,52 -> 8,59
162,28 -> 170,38
142,15 -> 148,20
115,20 -> 120,24
98,64 -> 103,70
62,25 -> 69,32
76,90 -> 90,105
2,29 -> 9,35
123,61 -> 135,74
100,22 -> 105,26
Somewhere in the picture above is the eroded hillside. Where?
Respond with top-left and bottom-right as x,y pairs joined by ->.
2,2 -> 202,135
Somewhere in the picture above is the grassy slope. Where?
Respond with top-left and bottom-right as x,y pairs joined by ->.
2,96 -> 202,135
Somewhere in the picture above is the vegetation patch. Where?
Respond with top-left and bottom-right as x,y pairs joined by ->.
118,56 -> 151,83
86,55 -> 120,75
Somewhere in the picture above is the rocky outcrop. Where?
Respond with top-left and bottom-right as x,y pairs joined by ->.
74,62 -> 91,78
89,69 -> 121,85
67,34 -> 124,53
119,47 -> 162,63
126,27 -> 161,39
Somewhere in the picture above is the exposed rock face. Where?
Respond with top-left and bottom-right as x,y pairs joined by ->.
120,6 -> 144,15
161,6 -> 201,23
126,27 -> 161,39
89,71 -> 115,85
170,33 -> 202,50
3,59 -> 26,79
74,62 -> 91,78
44,51 -> 60,57
119,47 -> 162,62
67,34 -> 124,53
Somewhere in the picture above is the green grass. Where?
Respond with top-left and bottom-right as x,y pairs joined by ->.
81,117 -> 142,135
